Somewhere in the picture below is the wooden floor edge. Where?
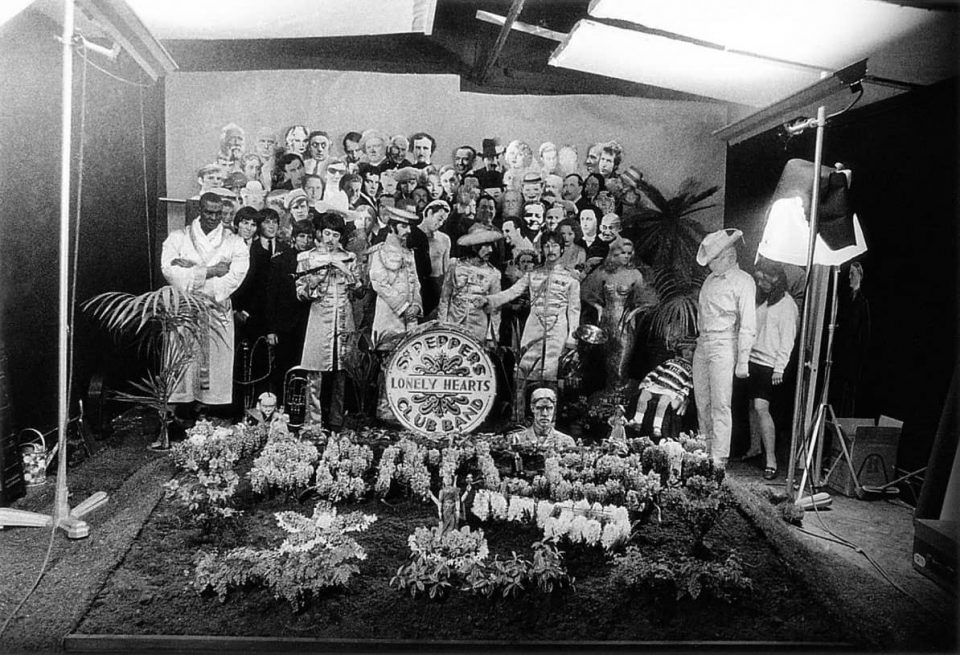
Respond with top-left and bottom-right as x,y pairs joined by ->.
63,633 -> 852,653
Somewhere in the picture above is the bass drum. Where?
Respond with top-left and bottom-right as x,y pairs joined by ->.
384,322 -> 497,437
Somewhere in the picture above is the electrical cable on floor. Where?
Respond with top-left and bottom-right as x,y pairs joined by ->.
0,520 -> 59,639
798,485 -> 933,614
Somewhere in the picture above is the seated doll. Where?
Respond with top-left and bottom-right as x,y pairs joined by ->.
244,391 -> 278,427
628,339 -> 695,438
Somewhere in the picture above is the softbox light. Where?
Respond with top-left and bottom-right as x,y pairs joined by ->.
757,158 -> 868,267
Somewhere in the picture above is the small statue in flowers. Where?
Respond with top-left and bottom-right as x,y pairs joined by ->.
430,475 -> 467,534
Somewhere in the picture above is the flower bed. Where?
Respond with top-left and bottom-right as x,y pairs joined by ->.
76,422 -> 849,644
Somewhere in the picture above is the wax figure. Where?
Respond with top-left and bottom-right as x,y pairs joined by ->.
585,237 -> 652,388
438,228 -> 503,343
304,130 -> 331,176
693,228 -> 756,466
538,142 -> 559,176
232,206 -> 258,245
368,206 -> 423,421
410,132 -> 437,169
265,219 -> 314,402
628,339 -> 695,439
486,230 -> 580,384
218,123 -> 245,172
360,129 -> 388,168
233,208 -> 281,349
746,260 -> 798,480
297,212 -> 362,431
161,193 -> 250,417
419,199 -> 452,318
510,387 -> 576,450
368,206 -> 423,348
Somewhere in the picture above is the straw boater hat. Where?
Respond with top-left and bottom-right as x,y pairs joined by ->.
696,228 -> 743,266
522,171 -> 543,185
385,205 -> 421,224
457,228 -> 503,247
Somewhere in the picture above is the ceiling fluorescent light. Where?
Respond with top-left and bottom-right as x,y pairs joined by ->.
549,20 -> 824,106
125,0 -> 437,40
0,0 -> 35,30
712,59 -> 867,144
588,0 -> 934,71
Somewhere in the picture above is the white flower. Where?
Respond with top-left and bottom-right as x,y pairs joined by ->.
489,491 -> 508,520
188,433 -> 207,447
583,518 -> 602,545
471,490 -> 490,522
535,500 -> 555,529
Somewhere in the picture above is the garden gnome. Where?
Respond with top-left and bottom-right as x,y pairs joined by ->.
693,228 -> 756,467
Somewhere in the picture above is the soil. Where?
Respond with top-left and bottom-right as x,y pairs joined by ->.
77,479 -> 850,645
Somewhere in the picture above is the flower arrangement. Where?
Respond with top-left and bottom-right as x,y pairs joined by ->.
164,420 -> 243,525
475,441 -> 501,491
662,475 -> 733,556
612,548 -> 752,603
312,434 -> 375,503
541,499 -> 632,551
193,502 -> 376,610
391,526 -> 572,600
249,433 -> 319,495
470,489 -> 632,552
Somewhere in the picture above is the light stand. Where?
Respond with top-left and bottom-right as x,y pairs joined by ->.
0,0 -> 106,537
714,61 -> 869,508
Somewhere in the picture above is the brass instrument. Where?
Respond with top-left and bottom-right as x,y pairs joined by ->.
283,367 -> 311,428
236,336 -> 274,410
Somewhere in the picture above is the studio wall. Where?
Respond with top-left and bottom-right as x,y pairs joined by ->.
0,10 -> 162,433
164,68 -> 729,226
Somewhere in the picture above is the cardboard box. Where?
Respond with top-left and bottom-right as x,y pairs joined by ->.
826,417 -> 901,497
913,519 -> 958,592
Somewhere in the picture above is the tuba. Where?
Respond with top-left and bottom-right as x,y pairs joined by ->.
282,367 -> 311,428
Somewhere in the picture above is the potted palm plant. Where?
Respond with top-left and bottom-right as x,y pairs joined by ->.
630,177 -> 720,350
82,286 -> 226,450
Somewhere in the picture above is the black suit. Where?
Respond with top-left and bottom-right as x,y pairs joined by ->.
266,248 -> 310,402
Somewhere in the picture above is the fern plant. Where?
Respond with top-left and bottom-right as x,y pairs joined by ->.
193,502 -> 376,610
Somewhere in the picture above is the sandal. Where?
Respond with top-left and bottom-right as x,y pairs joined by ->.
763,467 -> 778,480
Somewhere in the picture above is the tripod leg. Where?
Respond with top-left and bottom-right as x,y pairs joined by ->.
796,403 -> 827,504
826,405 -> 864,496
